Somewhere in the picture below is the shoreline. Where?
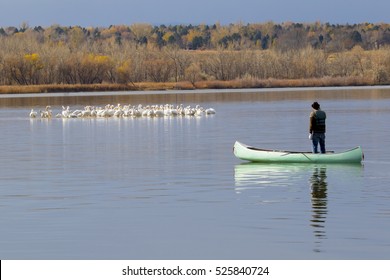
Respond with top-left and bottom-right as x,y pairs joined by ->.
0,77 -> 387,96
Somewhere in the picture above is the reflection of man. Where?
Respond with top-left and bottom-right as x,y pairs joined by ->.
310,167 -> 328,249
309,102 -> 326,154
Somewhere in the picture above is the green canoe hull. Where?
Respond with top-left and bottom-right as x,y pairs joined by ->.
233,141 -> 364,164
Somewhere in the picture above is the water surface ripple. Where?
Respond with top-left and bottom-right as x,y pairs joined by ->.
1,87 -> 390,259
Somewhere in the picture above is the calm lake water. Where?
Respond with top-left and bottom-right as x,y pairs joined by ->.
1,87 -> 390,259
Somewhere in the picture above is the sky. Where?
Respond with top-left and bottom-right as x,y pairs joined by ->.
1,0 -> 390,27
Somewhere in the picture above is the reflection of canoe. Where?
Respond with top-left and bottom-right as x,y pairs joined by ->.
234,163 -> 309,187
233,141 -> 364,164
234,162 -> 363,188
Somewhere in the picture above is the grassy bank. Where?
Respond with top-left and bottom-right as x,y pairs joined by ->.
0,76 -> 379,94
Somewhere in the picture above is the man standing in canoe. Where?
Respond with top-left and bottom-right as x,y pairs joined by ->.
309,102 -> 326,153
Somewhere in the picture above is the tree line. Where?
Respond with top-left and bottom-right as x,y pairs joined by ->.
1,22 -> 390,87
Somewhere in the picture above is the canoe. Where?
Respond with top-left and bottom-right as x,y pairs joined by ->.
233,141 -> 364,164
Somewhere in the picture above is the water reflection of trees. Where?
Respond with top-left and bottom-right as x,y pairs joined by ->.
309,167 -> 328,253
2,87 -> 386,108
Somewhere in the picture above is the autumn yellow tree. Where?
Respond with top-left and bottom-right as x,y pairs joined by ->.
185,62 -> 203,87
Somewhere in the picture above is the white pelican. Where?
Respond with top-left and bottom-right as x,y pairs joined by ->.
62,106 -> 70,118
46,106 -> 52,118
154,105 -> 164,117
205,108 -> 216,114
29,109 -> 37,118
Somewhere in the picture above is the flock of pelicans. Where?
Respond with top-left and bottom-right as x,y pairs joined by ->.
29,104 -> 216,119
